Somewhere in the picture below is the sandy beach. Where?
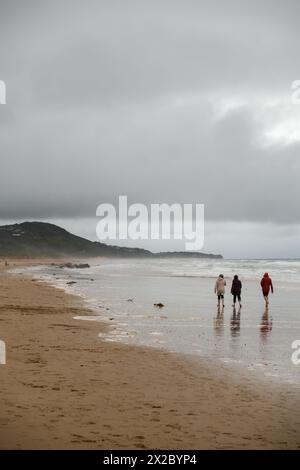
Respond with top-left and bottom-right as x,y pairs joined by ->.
0,260 -> 299,450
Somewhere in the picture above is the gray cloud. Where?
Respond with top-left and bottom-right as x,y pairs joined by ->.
0,0 -> 300,255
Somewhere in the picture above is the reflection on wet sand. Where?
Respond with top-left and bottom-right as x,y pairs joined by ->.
260,307 -> 273,343
214,307 -> 224,336
230,306 -> 241,338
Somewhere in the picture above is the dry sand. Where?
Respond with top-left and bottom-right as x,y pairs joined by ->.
0,260 -> 299,449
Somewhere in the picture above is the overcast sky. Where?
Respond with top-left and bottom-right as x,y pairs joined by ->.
1,0 -> 300,258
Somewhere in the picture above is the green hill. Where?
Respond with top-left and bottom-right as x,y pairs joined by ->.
0,222 -> 222,259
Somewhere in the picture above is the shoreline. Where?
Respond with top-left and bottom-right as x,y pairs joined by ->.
0,261 -> 300,449
19,259 -> 300,388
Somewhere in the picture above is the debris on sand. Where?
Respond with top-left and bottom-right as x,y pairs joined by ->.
55,263 -> 90,269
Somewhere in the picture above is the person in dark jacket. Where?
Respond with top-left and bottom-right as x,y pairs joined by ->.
260,273 -> 273,305
231,275 -> 242,308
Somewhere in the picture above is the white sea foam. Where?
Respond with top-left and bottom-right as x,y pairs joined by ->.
11,258 -> 300,386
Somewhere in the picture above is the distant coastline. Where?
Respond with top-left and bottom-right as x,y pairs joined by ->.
0,221 -> 222,259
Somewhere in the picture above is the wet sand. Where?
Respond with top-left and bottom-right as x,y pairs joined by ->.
0,260 -> 299,449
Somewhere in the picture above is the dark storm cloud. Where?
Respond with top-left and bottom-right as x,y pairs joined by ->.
0,0 -> 300,225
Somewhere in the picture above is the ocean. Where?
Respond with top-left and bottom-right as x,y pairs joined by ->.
15,258 -> 300,386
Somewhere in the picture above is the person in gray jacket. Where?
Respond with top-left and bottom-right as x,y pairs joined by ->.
214,274 -> 226,309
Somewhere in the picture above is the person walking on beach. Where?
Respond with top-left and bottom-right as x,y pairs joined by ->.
260,273 -> 274,306
231,274 -> 242,308
215,274 -> 226,309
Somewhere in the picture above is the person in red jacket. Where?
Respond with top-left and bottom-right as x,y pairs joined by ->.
260,273 -> 274,305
